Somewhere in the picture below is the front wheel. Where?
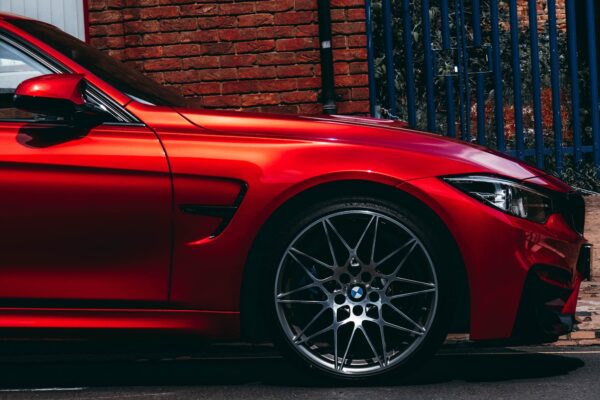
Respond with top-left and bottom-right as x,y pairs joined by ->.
269,197 -> 455,380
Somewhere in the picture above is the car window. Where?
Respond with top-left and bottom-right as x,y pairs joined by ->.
0,39 -> 51,120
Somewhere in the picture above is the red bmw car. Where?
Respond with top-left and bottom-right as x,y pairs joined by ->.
0,13 -> 590,380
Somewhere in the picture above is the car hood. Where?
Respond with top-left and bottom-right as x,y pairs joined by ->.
178,108 -> 546,181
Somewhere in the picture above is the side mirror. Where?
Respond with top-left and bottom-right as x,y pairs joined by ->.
13,73 -> 109,125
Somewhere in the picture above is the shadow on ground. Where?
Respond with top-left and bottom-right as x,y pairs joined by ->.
0,336 -> 585,389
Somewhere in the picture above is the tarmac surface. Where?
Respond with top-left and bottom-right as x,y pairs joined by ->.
0,338 -> 595,399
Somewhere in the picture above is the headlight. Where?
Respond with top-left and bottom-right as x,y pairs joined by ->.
443,175 -> 554,223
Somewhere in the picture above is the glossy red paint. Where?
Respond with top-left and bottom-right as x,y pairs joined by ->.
15,74 -> 86,106
0,14 -> 588,343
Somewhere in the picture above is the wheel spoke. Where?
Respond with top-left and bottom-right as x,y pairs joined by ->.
294,323 -> 334,345
277,282 -> 322,299
388,240 -> 419,278
277,299 -> 327,305
375,239 -> 416,268
360,325 -> 384,367
378,323 -> 388,367
392,276 -> 436,287
370,216 -> 379,263
384,321 -> 424,336
290,247 -> 334,270
322,221 -> 339,267
353,215 -> 375,252
339,323 -> 357,371
324,218 -> 353,252
389,288 -> 436,300
385,302 -> 426,333
292,306 -> 328,341
287,251 -> 324,283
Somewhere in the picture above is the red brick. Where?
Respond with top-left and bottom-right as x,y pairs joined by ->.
349,62 -> 368,74
140,6 -> 180,19
220,54 -> 257,68
337,101 -> 370,114
197,16 -> 237,29
295,0 -> 316,11
180,3 -> 219,16
219,28 -> 258,42
238,13 -> 274,27
90,10 -> 122,24
336,74 -> 369,87
181,82 -> 221,96
222,81 -> 259,94
277,65 -> 314,78
182,56 -> 220,70
160,18 -> 198,32
164,70 -> 200,84
234,40 -> 276,54
163,43 -> 203,57
256,79 -> 297,92
276,37 -> 317,52
204,42 -> 234,55
351,87 -> 370,100
332,22 -> 365,35
242,93 -> 280,107
144,58 -> 182,72
295,50 -> 320,63
256,26 -> 296,39
296,77 -> 321,89
256,0 -> 294,12
200,68 -> 239,81
257,52 -> 296,66
203,95 -> 242,108
274,11 -> 316,25
238,66 -> 277,80
281,91 -> 318,104
220,3 -> 255,15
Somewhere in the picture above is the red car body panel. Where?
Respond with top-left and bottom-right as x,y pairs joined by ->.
0,15 -> 588,342
0,122 -> 172,302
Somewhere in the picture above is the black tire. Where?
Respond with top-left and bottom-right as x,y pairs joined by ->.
258,196 -> 456,382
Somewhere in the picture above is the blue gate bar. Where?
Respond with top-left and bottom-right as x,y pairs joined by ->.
586,0 -> 600,171
490,0 -> 505,151
382,0 -> 397,118
547,0 -> 563,174
458,0 -> 471,141
401,0 -> 416,127
528,0 -> 545,169
440,0 -> 456,137
455,0 -> 468,141
566,0 -> 582,168
364,0 -> 377,117
472,0 -> 485,145
421,0 -> 436,131
509,0 -> 525,159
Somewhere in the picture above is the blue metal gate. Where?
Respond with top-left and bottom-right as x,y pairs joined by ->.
364,0 -> 600,178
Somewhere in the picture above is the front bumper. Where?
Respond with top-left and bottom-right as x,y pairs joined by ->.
399,177 -> 588,342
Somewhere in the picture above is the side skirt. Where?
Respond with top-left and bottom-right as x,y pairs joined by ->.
0,308 -> 240,340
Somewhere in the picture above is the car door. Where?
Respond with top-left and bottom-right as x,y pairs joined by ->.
0,35 -> 172,304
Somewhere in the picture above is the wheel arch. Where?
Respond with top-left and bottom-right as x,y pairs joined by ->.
240,179 -> 470,341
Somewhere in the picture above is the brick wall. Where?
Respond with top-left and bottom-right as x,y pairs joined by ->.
88,0 -> 370,115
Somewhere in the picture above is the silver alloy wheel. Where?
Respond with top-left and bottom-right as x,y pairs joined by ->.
275,210 -> 438,376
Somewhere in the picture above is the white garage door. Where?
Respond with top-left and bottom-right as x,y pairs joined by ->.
0,0 -> 86,41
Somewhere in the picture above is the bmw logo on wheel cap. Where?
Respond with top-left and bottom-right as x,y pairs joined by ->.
349,285 -> 365,301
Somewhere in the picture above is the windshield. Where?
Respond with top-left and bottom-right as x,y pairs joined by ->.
9,19 -> 188,107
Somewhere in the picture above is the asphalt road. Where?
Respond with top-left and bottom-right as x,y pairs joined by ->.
0,337 -> 596,399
